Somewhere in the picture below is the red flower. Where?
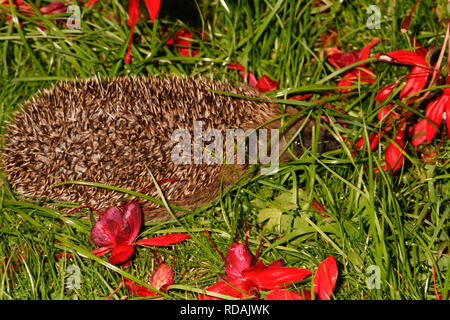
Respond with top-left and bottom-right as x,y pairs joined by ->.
412,88 -> 450,146
327,39 -> 382,92
199,242 -> 311,300
124,263 -> 174,297
90,201 -> 190,264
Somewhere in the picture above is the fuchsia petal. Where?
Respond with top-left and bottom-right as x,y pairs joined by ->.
337,68 -> 375,92
412,95 -> 447,145
400,66 -> 430,99
265,259 -> 285,269
108,245 -> 135,265
375,83 -> 398,101
134,233 -> 191,246
149,264 -> 174,289
313,256 -> 338,300
378,104 -> 393,122
411,119 -> 428,146
355,133 -> 380,151
385,142 -> 404,171
327,39 -> 381,69
360,38 -> 382,61
121,202 -> 142,245
90,206 -> 130,247
242,267 -> 312,290
40,1 -> 66,14
328,50 -> 361,68
385,126 -> 405,172
224,242 -> 253,279
425,96 -> 446,127
378,50 -> 427,66
143,0 -> 161,22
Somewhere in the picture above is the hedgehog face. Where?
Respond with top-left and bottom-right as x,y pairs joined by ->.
277,106 -> 340,162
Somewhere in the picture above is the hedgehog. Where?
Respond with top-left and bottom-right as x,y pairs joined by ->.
1,76 -> 339,222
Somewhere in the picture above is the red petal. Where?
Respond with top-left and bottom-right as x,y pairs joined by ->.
127,0 -> 140,27
354,133 -> 380,152
121,202 -> 142,245
198,278 -> 255,300
385,143 -> 404,171
400,66 -> 431,99
265,259 -> 284,269
91,246 -> 113,257
40,2 -> 66,14
411,119 -> 428,146
225,242 -> 253,279
288,94 -> 313,101
134,233 -> 191,246
446,100 -> 450,138
375,82 -> 398,101
87,0 -> 99,9
377,104 -> 393,123
256,75 -> 278,92
123,278 -> 158,297
264,289 -> 310,300
108,245 -> 135,265
327,50 -> 361,69
90,206 -> 129,247
149,264 -> 174,289
337,68 -> 375,92
385,126 -> 406,171
313,256 -> 338,300
227,63 -> 258,86
378,50 -> 426,67
412,95 -> 446,145
143,0 -> 161,22
243,267 -> 312,290
425,96 -> 446,127
360,39 -> 382,61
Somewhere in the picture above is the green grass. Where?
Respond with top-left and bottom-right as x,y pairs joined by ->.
0,0 -> 448,300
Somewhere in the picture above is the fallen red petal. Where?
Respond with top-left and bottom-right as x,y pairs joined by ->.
224,242 -> 253,279
108,245 -> 135,265
143,0 -> 161,22
198,278 -> 256,300
134,233 -> 191,246
313,256 -> 338,300
256,75 -> 279,92
242,267 -> 312,290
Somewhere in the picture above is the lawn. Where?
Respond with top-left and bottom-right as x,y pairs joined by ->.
0,0 -> 448,300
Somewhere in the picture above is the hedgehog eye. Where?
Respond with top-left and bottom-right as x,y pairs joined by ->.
293,137 -> 302,151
